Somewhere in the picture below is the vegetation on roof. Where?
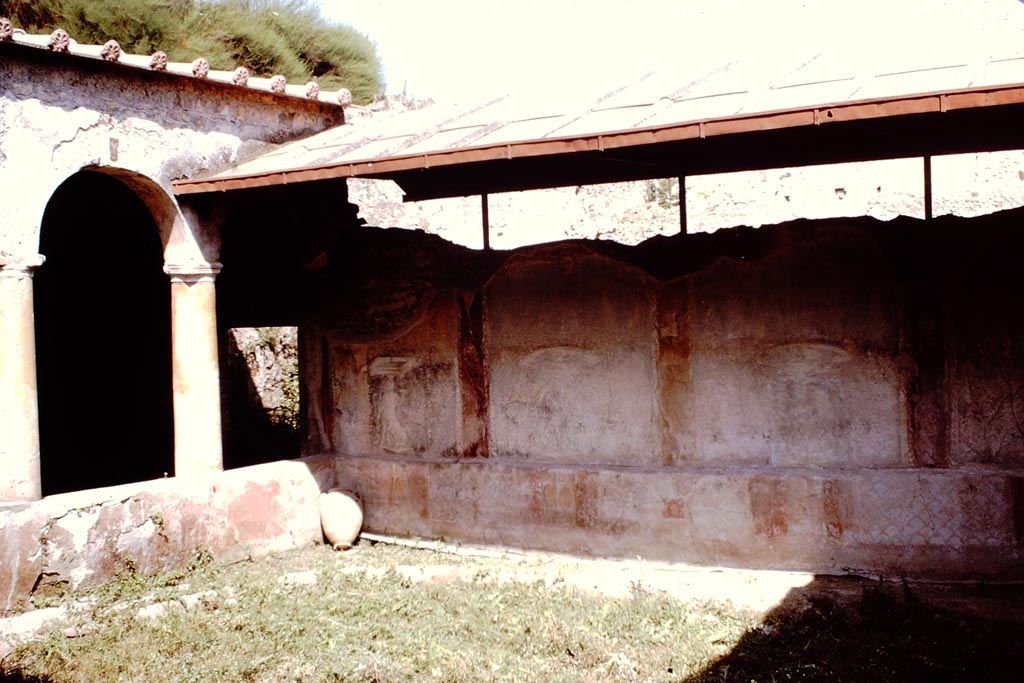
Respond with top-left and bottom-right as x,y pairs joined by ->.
0,0 -> 383,103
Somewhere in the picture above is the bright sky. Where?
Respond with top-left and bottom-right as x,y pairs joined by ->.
319,0 -> 1024,104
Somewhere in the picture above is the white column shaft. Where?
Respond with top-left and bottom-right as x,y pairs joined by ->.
0,257 -> 45,501
168,266 -> 223,476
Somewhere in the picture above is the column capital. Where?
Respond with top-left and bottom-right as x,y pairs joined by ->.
163,261 -> 223,284
0,254 -> 46,279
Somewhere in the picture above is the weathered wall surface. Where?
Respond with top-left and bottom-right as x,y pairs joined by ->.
487,248 -> 658,465
0,40 -> 344,258
307,209 -> 1024,579
0,456 -> 335,615
337,458 -> 1016,579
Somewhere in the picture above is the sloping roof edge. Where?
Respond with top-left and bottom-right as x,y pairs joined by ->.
0,25 -> 352,106
171,83 -> 1024,200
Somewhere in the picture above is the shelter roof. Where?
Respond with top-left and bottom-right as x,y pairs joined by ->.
168,29 -> 1024,201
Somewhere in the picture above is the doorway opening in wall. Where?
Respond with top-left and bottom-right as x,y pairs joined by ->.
35,171 -> 174,495
216,194 -> 307,469
221,326 -> 300,469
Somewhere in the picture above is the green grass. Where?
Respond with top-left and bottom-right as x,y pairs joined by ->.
2,544 -> 753,682
3,544 -> 1023,682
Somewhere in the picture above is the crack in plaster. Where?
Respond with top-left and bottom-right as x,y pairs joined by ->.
49,113 -> 109,163
30,517 -> 60,601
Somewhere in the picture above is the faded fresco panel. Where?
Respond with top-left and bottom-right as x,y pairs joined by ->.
763,343 -> 906,467
328,295 -> 461,457
679,226 -> 905,468
688,344 -> 906,468
687,351 -> 775,466
366,356 -> 458,456
328,346 -> 372,455
946,249 -> 1024,467
688,227 -> 899,352
486,246 -> 658,464
490,347 -> 657,464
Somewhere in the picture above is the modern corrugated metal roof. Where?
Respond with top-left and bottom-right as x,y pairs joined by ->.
172,43 -> 1024,200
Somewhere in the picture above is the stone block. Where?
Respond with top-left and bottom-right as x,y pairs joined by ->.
298,453 -> 337,492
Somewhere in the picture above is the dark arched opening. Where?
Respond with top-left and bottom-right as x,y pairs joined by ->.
35,171 -> 173,495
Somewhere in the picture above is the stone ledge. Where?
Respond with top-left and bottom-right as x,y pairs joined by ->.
0,459 -> 329,615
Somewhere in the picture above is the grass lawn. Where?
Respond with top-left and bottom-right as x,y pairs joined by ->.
2,542 -> 1022,682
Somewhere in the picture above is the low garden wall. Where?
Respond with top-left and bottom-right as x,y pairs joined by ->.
0,456 -> 335,615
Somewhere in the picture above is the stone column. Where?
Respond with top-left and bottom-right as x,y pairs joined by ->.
165,262 -> 224,477
0,254 -> 45,501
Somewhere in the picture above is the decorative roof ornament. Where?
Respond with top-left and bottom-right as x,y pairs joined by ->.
232,66 -> 250,87
149,51 -> 168,71
0,18 -> 14,42
269,75 -> 287,94
192,57 -> 210,78
336,88 -> 353,107
48,28 -> 71,53
305,81 -> 320,100
100,39 -> 121,63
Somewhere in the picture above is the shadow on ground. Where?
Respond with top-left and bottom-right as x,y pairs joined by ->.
2,554 -> 1022,682
685,575 -> 1024,682
0,671 -> 54,683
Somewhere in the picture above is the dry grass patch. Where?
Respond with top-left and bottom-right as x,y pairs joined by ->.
2,543 -> 1023,682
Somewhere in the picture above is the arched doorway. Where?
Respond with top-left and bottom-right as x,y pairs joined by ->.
35,171 -> 174,495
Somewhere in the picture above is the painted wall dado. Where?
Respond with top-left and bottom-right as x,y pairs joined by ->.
307,210 -> 1024,580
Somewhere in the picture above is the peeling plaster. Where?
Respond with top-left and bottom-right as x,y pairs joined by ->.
2,460 -> 326,614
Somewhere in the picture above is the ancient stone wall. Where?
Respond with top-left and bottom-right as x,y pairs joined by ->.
0,456 -> 335,615
306,210 -> 1024,580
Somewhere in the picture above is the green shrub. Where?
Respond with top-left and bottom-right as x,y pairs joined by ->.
0,0 -> 383,102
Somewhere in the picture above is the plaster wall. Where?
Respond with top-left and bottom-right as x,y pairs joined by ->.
0,456 -> 335,615
310,210 -> 1024,579
337,457 -> 1016,580
0,41 -> 343,260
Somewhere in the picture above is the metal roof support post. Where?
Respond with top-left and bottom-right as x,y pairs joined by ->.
481,193 -> 491,250
923,155 -> 934,221
679,176 -> 688,234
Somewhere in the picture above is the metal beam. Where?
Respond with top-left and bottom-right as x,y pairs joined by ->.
481,193 -> 490,250
172,83 -> 1024,198
923,155 -> 934,221
679,176 -> 688,234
